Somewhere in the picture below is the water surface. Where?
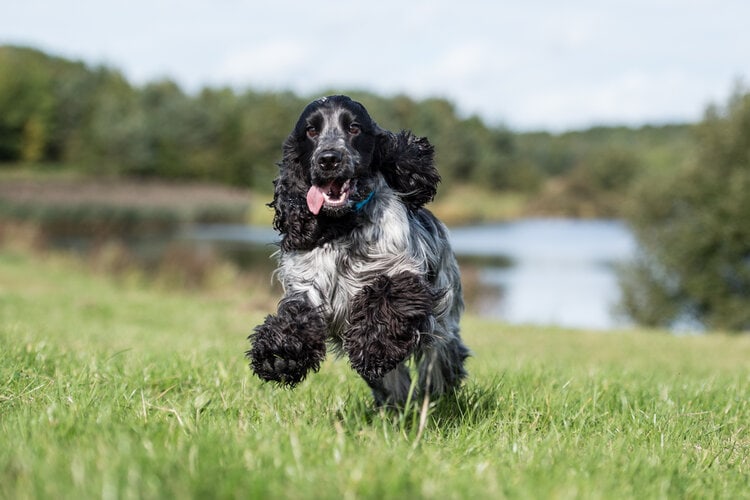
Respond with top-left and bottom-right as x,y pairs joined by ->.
450,219 -> 636,329
190,218 -> 637,330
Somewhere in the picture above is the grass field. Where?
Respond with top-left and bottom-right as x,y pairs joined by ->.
1,248 -> 749,499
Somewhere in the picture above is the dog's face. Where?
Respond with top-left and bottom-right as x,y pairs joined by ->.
285,95 -> 383,217
273,94 -> 439,250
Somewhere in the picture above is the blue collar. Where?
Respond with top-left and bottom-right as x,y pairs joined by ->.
354,190 -> 376,212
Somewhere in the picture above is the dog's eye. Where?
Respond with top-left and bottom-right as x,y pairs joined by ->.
348,123 -> 361,135
306,126 -> 319,138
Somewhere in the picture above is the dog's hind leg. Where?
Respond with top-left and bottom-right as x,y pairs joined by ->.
417,335 -> 470,398
366,363 -> 412,407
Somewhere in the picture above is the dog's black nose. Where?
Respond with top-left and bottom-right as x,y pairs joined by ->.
318,150 -> 342,170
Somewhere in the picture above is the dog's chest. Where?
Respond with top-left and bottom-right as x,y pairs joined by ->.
279,244 -> 360,329
287,244 -> 346,293
281,233 -> 405,313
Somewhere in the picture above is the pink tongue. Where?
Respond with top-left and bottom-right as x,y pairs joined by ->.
306,185 -> 326,215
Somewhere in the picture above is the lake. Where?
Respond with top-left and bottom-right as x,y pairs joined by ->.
449,219 -> 636,330
189,218 -> 638,331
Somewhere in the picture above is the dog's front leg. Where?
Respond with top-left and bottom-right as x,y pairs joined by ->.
247,294 -> 327,387
343,271 -> 435,384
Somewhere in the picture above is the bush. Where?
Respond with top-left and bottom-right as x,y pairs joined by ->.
620,87 -> 750,331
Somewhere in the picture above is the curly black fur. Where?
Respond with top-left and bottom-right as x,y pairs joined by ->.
246,296 -> 327,387
377,131 -> 440,210
343,272 -> 435,382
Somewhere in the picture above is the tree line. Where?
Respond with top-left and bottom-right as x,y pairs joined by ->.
0,46 -> 525,191
0,45 -> 691,204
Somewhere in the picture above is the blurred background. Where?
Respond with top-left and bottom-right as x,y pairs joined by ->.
1,1 -> 749,332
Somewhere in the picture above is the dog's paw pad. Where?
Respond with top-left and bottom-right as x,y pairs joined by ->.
253,356 -> 304,387
271,357 -> 299,375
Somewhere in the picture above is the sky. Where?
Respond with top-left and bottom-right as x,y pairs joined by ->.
2,0 -> 749,131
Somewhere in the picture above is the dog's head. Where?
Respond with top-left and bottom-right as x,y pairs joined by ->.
273,95 -> 440,249
284,95 -> 382,217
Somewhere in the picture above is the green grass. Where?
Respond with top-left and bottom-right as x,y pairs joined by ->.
1,249 -> 749,499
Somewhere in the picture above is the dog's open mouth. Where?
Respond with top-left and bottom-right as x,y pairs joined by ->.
306,179 -> 351,215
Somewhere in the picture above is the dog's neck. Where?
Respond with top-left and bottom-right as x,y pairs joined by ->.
354,189 -> 376,212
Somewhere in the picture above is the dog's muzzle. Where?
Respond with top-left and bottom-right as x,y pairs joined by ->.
306,178 -> 353,215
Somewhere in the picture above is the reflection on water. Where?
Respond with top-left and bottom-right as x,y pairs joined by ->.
450,219 -> 636,330
189,218 -> 637,330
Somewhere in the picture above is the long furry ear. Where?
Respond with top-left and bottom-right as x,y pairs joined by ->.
269,135 -> 318,251
376,130 -> 441,210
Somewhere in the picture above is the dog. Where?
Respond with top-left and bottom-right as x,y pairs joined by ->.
246,95 -> 469,406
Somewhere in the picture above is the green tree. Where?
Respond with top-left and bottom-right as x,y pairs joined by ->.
236,91 -> 304,188
0,46 -> 55,162
0,46 -> 104,166
620,87 -> 750,331
79,69 -> 147,174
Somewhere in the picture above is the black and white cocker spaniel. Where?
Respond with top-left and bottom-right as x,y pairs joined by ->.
247,95 -> 469,406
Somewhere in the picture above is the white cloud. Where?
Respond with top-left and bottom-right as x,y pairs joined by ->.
432,43 -> 488,81
511,69 -> 720,131
214,40 -> 314,87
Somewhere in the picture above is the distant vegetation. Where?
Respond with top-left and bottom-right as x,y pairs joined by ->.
620,87 -> 750,331
3,45 -> 749,332
0,45 -> 695,219
0,178 -> 250,240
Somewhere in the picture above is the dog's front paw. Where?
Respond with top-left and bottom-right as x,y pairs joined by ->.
344,272 -> 434,382
246,297 -> 327,387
